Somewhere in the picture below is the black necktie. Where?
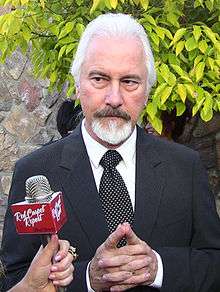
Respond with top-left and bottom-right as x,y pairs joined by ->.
99,150 -> 134,247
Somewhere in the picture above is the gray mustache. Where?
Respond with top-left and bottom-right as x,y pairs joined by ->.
94,107 -> 131,121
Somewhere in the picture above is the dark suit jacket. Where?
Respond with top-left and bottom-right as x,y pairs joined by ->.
1,125 -> 220,292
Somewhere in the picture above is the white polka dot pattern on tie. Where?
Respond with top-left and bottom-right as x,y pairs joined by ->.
99,150 -> 134,247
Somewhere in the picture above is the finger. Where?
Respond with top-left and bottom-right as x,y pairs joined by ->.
102,271 -> 132,283
110,284 -> 135,291
49,264 -> 74,281
51,253 -> 73,272
98,255 -> 132,268
115,243 -> 151,256
54,239 -> 70,262
53,273 -> 74,287
119,256 -> 153,272
117,271 -> 151,285
123,225 -> 142,245
104,224 -> 126,249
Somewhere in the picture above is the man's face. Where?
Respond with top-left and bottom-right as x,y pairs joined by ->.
78,36 -> 148,146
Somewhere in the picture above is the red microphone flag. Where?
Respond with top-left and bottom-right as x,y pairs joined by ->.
11,192 -> 67,234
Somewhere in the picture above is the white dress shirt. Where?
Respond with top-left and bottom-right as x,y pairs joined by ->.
81,120 -> 163,291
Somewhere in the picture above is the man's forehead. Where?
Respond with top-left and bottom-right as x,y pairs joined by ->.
85,35 -> 144,57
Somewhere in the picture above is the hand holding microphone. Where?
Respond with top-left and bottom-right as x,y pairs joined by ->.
10,175 -> 77,291
8,234 -> 74,292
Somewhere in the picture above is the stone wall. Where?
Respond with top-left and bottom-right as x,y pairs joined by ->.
0,51 -> 220,244
0,50 -> 66,242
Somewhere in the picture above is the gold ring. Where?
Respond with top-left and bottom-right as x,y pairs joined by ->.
68,246 -> 78,261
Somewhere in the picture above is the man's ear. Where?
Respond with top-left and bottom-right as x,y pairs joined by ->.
75,85 -> 80,99
144,95 -> 148,106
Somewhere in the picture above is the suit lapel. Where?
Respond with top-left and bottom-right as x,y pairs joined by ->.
57,125 -> 109,249
56,125 -> 165,248
133,128 -> 166,242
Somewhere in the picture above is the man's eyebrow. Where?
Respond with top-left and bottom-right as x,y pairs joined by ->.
121,74 -> 142,81
88,70 -> 109,78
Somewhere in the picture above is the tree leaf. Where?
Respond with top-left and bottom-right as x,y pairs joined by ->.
49,25 -> 59,37
173,28 -> 187,43
109,0 -> 118,9
167,12 -> 179,27
192,96 -> 205,116
175,40 -> 185,56
153,83 -> 167,99
214,42 -> 220,53
177,84 -> 187,103
185,36 -> 197,51
194,0 -> 204,8
90,0 -> 102,14
176,102 -> 186,116
160,86 -> 173,104
146,102 -> 157,120
58,22 -> 74,40
159,64 -> 176,86
140,0 -> 149,10
170,64 -> 192,82
144,15 -> 157,26
163,28 -> 173,40
193,25 -> 202,42
148,115 -> 163,134
150,32 -> 160,46
58,45 -> 67,60
50,71 -> 57,83
195,62 -> 205,82
200,94 -> 213,121
0,38 -> 8,55
66,43 -> 75,55
40,0 -> 45,9
76,23 -> 85,37
184,84 -> 196,98
194,55 -> 203,67
154,26 -> 165,40
198,40 -> 208,54
216,100 -> 220,112
203,27 -> 217,44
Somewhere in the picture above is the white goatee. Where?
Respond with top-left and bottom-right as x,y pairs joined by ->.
92,119 -> 133,145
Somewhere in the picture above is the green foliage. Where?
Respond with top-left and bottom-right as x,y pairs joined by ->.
0,0 -> 219,133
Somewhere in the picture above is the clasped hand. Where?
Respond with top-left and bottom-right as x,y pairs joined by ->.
89,223 -> 158,291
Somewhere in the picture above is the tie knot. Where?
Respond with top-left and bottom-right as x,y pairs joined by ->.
100,150 -> 122,169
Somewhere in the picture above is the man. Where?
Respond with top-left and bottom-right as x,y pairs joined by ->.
7,235 -> 74,292
1,13 -> 220,292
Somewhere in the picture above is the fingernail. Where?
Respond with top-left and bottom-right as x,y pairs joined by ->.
49,274 -> 55,279
55,255 -> 61,261
51,266 -> 58,272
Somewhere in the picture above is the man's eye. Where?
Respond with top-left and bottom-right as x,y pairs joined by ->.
123,80 -> 138,85
122,79 -> 139,90
91,76 -> 108,88
92,77 -> 106,82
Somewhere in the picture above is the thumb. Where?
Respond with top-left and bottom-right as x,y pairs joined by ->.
122,223 -> 142,245
104,224 -> 126,249
35,235 -> 59,266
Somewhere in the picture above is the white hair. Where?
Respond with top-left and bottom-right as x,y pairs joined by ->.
70,13 -> 157,94
92,119 -> 133,145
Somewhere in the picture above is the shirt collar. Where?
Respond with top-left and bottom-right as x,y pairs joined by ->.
81,119 -> 136,168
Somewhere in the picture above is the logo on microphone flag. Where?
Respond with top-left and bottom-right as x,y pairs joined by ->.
11,192 -> 67,234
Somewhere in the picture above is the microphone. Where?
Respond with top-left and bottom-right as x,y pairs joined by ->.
11,175 -> 67,236
11,175 -> 67,291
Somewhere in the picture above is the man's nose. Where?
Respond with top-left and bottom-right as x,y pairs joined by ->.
105,82 -> 123,108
